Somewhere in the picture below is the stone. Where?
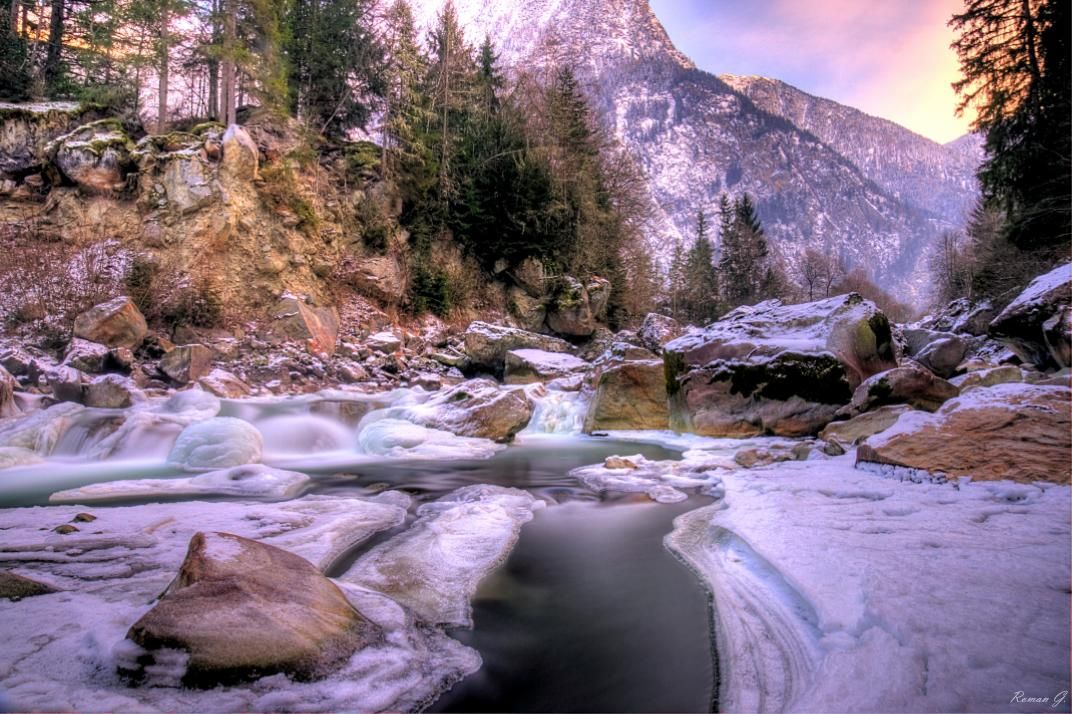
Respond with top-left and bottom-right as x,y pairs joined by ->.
846,362 -> 960,416
504,349 -> 589,385
52,524 -> 79,535
62,338 -> 111,374
404,379 -> 533,442
73,297 -> 148,350
507,287 -> 547,332
0,347 -> 36,377
198,369 -> 253,399
160,345 -> 215,384
546,276 -> 600,337
638,313 -> 685,354
917,298 -> 995,336
462,321 -> 572,374
220,125 -> 259,181
367,331 -> 402,354
857,384 -> 1072,484
271,298 -> 340,357
0,571 -> 57,600
604,456 -> 639,469
664,294 -> 897,439
47,366 -> 88,404
159,153 -> 220,215
125,532 -> 375,685
989,262 -> 1072,370
48,119 -> 133,192
949,365 -> 1024,392
913,335 -> 974,379
346,254 -> 407,304
584,360 -> 669,432
819,405 -> 912,449
85,374 -> 139,409
0,365 -> 19,419
586,276 -> 611,319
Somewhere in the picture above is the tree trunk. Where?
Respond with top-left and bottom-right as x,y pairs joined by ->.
43,0 -> 64,91
220,0 -> 236,125
7,0 -> 19,35
206,0 -> 220,120
157,8 -> 170,134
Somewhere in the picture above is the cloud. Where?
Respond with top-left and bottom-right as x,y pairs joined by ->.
650,0 -> 974,143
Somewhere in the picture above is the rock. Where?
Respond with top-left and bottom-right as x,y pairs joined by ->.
949,365 -> 1024,391
158,153 -> 221,215
48,119 -> 133,192
504,349 -> 589,385
346,254 -> 407,304
913,335 -> 973,378
819,405 -> 912,449
462,321 -> 572,374
604,455 -> 639,469
989,262 -> 1072,370
664,294 -> 898,437
52,524 -> 79,535
168,417 -> 263,471
0,346 -> 36,377
0,571 -> 57,600
160,344 -> 215,384
403,379 -> 533,442
198,369 -> 252,399
73,297 -> 148,350
0,365 -> 19,419
733,445 -> 807,468
857,384 -> 1072,483
846,362 -> 960,416
367,331 -> 402,354
271,297 -> 340,357
0,447 -> 43,469
584,360 -> 669,432
546,276 -> 601,337
586,276 -> 611,319
220,125 -> 259,181
85,374 -> 139,409
638,313 -> 685,354
62,338 -> 111,373
918,298 -> 995,336
124,532 -> 375,685
47,366 -> 88,404
507,287 -> 547,332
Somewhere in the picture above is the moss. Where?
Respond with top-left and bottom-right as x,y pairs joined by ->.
190,122 -> 225,136
663,350 -> 686,397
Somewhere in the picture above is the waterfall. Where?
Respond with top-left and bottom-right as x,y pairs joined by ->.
523,389 -> 590,436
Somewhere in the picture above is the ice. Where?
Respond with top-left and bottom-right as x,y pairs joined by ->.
154,389 -> 222,424
667,454 -> 1071,712
570,453 -> 724,502
0,494 -> 481,713
357,417 -> 503,460
167,417 -> 264,471
342,484 -> 544,628
520,388 -> 588,435
0,446 -> 42,469
0,402 -> 84,454
48,464 -> 311,504
256,414 -> 354,457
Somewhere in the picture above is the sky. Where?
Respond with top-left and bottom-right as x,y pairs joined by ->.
648,0 -> 974,144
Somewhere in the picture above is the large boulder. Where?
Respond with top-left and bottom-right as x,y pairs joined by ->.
912,335 -> 974,378
401,379 -> 533,442
506,287 -> 547,332
48,119 -> 134,192
85,374 -> 139,409
664,294 -> 897,437
124,532 -> 375,685
0,101 -> 102,179
917,298 -> 995,336
160,344 -> 215,384
857,383 -> 1071,483
584,360 -> 669,432
159,152 -> 221,215
819,405 -> 911,451
271,297 -> 340,356
346,253 -> 407,304
545,276 -> 609,338
0,365 -> 19,419
73,297 -> 148,350
989,262 -> 1072,370
637,313 -> 685,354
462,321 -> 572,375
504,349 -> 589,385
845,362 -> 960,416
220,124 -> 259,181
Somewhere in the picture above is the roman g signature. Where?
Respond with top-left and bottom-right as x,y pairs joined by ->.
1011,690 -> 1069,709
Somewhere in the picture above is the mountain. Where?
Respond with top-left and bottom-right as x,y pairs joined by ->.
409,0 -> 981,303
720,75 -> 982,225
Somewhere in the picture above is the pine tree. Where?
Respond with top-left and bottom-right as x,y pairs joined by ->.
382,0 -> 429,180
682,210 -> 720,324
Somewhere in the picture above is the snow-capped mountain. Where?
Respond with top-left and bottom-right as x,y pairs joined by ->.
409,0 -> 982,303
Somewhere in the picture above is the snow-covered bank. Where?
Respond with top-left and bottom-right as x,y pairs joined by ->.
667,454 -> 1072,713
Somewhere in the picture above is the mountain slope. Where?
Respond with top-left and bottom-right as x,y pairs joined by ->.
410,0 -> 977,303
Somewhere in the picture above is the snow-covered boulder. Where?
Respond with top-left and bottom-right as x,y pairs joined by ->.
462,321 -> 572,374
819,404 -> 911,451
123,532 -> 375,685
167,417 -> 263,471
84,374 -> 140,409
664,294 -> 898,437
390,379 -> 533,443
637,313 -> 684,354
912,334 -> 974,378
989,262 -> 1071,370
857,383 -> 1071,483
367,331 -> 402,354
504,349 -> 589,385
72,297 -> 148,350
584,359 -> 669,432
916,298 -> 995,336
845,362 -> 960,416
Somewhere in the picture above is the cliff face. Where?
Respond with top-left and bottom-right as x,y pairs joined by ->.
411,0 -> 982,304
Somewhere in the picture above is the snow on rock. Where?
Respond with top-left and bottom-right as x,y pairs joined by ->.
357,417 -> 503,460
570,454 -> 723,503
48,464 -> 311,504
384,379 -> 534,442
503,348 -> 589,385
0,401 -> 84,454
167,417 -> 264,471
989,262 -> 1071,370
342,484 -> 544,628
668,454 -> 1071,713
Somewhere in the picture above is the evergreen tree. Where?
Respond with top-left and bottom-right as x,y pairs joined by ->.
682,210 -> 720,324
1,0 -> 31,100
720,193 -> 774,308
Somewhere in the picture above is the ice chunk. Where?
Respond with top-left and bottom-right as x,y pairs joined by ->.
48,464 -> 310,504
570,454 -> 723,501
357,417 -> 502,460
0,402 -> 84,454
167,417 -> 264,471
342,484 -> 543,627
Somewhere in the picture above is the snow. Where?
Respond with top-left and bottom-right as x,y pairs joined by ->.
507,349 -> 589,371
667,454 -> 1071,713
570,454 -> 724,503
357,417 -> 503,460
342,485 -> 544,628
48,464 -> 311,504
995,262 -> 1071,318
167,417 -> 264,471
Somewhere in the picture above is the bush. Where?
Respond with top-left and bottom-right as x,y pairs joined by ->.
124,257 -> 158,320
258,161 -> 320,233
161,284 -> 223,329
409,262 -> 452,317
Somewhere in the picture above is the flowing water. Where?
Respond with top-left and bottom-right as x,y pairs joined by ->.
0,389 -> 718,712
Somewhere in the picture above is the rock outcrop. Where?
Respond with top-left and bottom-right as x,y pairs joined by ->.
857,383 -> 1071,483
545,276 -> 610,338
462,321 -> 572,374
664,294 -> 897,437
504,349 -> 589,385
73,297 -> 148,350
125,532 -> 375,685
989,263 -> 1072,370
47,119 -> 134,192
584,359 -> 669,432
271,297 -> 340,357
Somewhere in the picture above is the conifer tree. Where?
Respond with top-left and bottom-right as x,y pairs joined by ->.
682,210 -> 720,324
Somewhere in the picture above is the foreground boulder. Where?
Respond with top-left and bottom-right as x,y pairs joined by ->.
845,362 -> 960,416
857,383 -> 1071,483
504,349 -> 589,385
47,119 -> 134,192
73,297 -> 148,350
584,360 -> 669,432
271,297 -> 340,356
819,405 -> 911,452
664,294 -> 897,437
402,379 -> 533,442
989,262 -> 1071,370
462,321 -> 571,374
124,532 -> 375,685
